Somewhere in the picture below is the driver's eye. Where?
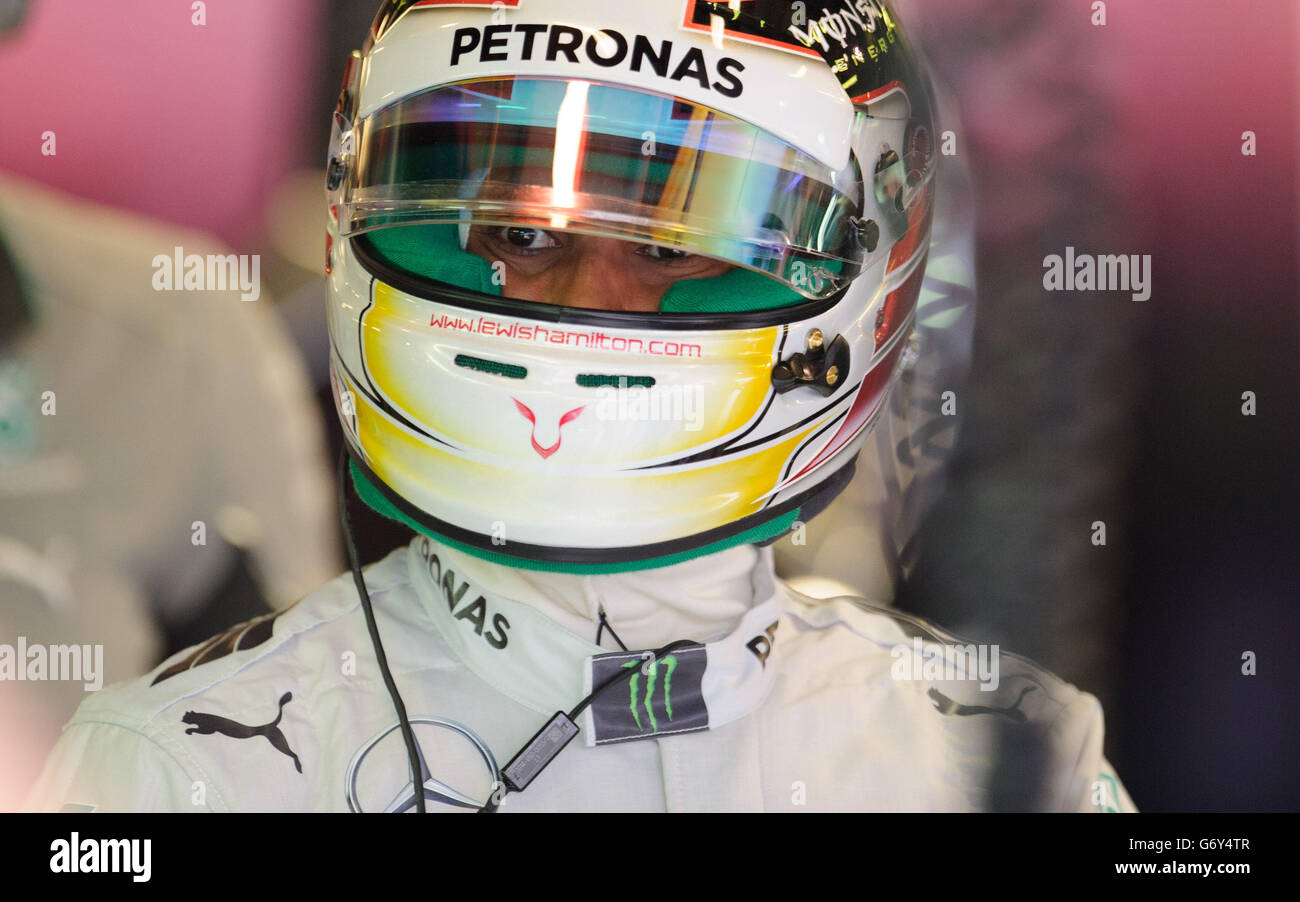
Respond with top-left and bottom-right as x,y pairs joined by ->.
500,227 -> 559,250
641,245 -> 690,261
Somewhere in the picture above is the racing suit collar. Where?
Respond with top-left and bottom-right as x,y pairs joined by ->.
432,540 -> 762,651
406,536 -> 782,743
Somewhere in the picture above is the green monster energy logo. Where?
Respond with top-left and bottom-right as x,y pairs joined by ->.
620,655 -> 677,732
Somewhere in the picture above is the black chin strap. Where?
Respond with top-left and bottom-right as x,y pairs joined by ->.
337,450 -> 428,814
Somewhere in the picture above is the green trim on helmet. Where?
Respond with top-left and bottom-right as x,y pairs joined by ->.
357,224 -> 809,314
658,266 -> 808,314
576,374 -> 655,389
454,354 -> 526,379
349,459 -> 799,574
360,225 -> 501,295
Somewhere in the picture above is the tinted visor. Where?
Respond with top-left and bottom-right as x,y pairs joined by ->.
341,77 -> 865,300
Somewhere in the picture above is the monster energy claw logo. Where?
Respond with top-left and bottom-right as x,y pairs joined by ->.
590,644 -> 707,744
621,655 -> 677,732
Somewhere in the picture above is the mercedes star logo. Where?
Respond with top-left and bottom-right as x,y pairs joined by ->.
345,717 -> 502,813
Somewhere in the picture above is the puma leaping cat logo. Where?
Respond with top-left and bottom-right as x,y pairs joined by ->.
928,686 -> 1035,723
183,691 -> 303,773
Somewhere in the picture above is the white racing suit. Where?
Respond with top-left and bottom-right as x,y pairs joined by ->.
26,535 -> 1134,812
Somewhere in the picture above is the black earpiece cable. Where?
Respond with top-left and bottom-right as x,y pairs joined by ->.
595,603 -> 629,652
341,449 -> 700,814
337,450 -> 427,814
485,638 -> 698,812
569,639 -> 697,723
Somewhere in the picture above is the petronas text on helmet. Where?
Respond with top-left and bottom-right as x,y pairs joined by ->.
449,24 -> 745,98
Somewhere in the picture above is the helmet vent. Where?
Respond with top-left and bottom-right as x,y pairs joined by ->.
454,354 -> 527,380
576,375 -> 656,389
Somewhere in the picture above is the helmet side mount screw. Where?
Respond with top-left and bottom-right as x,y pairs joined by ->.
852,217 -> 881,253
326,157 -> 347,192
772,333 -> 851,397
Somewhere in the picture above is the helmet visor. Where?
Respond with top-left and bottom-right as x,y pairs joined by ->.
339,77 -> 865,300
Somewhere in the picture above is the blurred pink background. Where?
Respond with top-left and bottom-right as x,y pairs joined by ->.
0,0 -> 322,247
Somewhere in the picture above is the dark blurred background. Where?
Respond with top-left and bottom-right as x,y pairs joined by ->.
1,0 -> 1296,810
895,0 -> 1300,811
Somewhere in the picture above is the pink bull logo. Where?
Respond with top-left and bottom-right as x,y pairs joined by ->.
512,399 -> 585,459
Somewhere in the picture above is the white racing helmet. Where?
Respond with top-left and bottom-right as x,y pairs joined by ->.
326,0 -> 939,572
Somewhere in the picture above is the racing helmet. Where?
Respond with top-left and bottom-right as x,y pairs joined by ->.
326,0 -> 939,573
